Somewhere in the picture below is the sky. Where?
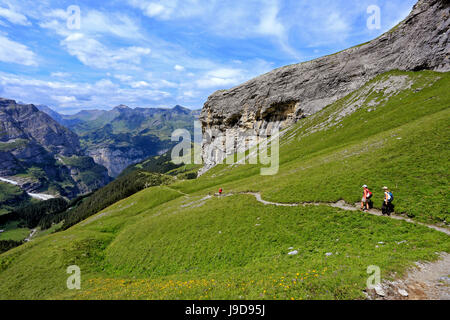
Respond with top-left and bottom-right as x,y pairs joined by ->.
0,0 -> 416,114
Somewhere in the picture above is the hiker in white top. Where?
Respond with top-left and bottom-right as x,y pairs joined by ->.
381,186 -> 394,215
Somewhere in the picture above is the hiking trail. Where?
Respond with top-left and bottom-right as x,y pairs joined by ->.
233,192 -> 449,300
240,192 -> 450,236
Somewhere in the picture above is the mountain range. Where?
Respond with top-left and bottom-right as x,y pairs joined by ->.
0,98 -> 110,201
38,104 -> 199,177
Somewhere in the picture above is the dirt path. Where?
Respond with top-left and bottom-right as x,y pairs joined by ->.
366,253 -> 450,300
24,228 -> 37,242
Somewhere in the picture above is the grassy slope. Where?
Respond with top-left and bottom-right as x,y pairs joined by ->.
0,221 -> 29,241
0,182 -> 33,216
0,182 -> 24,204
0,71 -> 449,300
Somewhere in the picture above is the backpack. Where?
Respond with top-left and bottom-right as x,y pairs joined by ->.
388,192 -> 394,202
366,190 -> 373,199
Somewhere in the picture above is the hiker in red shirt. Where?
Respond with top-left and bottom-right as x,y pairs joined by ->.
360,185 -> 373,212
219,188 -> 223,196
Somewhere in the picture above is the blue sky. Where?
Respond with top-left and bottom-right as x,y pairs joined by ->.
0,0 -> 416,114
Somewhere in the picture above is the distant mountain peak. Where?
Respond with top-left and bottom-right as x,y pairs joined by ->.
172,105 -> 190,114
0,98 -> 18,107
114,104 -> 130,110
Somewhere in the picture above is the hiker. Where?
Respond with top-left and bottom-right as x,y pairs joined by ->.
360,185 -> 373,212
219,188 -> 223,196
382,186 -> 394,215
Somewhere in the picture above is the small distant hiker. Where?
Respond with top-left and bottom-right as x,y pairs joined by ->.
360,185 -> 373,212
382,186 -> 394,215
219,188 -> 223,196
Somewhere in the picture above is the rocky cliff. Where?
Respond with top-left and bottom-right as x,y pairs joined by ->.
0,98 -> 81,156
199,0 -> 450,174
86,146 -> 157,178
0,98 -> 110,198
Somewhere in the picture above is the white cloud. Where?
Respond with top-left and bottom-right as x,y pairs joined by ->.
41,8 -> 142,39
95,79 -> 117,88
81,10 -> 143,39
256,1 -> 284,39
128,0 -> 206,20
327,13 -> 349,32
0,71 -> 173,113
43,9 -> 69,20
51,72 -> 70,78
114,74 -> 133,82
128,0 -> 300,59
130,80 -> 150,88
195,68 -> 244,89
174,64 -> 185,71
196,77 -> 238,89
145,3 -> 167,17
207,68 -> 242,79
38,8 -> 150,71
61,33 -> 151,70
0,34 -> 37,66
51,95 -> 77,104
0,6 -> 30,25
159,79 -> 177,88
182,90 -> 195,98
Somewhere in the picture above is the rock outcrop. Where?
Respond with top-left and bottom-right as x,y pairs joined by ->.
199,0 -> 450,174
87,147 -> 148,178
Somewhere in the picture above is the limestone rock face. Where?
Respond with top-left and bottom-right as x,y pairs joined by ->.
199,0 -> 450,174
87,147 -> 147,178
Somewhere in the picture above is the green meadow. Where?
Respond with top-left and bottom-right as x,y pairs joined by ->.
0,70 -> 448,299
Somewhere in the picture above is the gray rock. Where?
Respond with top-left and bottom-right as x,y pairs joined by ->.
87,147 -> 147,178
398,288 -> 409,297
199,0 -> 450,173
374,284 -> 386,297
288,250 -> 298,256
